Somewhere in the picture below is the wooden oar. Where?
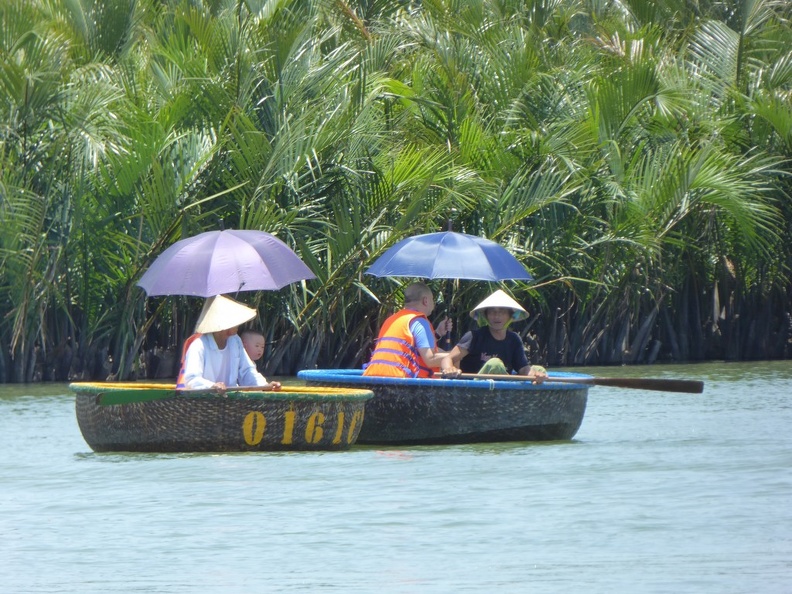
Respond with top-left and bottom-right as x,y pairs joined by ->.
457,373 -> 704,394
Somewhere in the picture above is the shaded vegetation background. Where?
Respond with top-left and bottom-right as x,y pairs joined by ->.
1,0 -> 790,383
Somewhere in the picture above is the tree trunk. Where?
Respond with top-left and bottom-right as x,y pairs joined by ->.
627,306 -> 658,364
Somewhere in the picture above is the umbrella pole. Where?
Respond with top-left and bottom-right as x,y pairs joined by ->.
437,219 -> 455,350
439,278 -> 454,350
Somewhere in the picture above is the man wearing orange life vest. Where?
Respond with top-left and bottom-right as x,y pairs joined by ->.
363,282 -> 458,378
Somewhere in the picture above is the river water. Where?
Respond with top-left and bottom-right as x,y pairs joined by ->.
1,361 -> 790,593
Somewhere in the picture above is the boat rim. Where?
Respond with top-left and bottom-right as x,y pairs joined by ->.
69,382 -> 374,402
297,369 -> 592,391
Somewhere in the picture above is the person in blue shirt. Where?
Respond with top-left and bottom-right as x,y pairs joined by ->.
363,282 -> 455,378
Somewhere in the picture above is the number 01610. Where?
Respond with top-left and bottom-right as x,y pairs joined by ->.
242,409 -> 365,446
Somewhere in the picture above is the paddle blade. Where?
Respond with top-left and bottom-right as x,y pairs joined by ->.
458,373 -> 704,394
589,377 -> 704,393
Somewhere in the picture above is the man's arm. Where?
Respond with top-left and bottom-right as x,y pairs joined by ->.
182,340 -> 215,390
412,318 -> 457,374
417,346 -> 452,368
447,331 -> 475,368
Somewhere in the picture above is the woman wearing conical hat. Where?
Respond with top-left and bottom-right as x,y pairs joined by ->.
177,295 -> 281,393
447,290 -> 547,382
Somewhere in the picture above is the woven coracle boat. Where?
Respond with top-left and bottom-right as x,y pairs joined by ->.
296,369 -> 591,445
71,383 -> 373,453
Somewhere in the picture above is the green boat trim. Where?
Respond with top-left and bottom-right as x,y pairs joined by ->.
69,382 -> 374,406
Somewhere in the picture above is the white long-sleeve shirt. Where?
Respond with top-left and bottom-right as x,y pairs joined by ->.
181,334 -> 268,390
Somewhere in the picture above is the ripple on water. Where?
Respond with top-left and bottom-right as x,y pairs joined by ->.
1,363 -> 791,593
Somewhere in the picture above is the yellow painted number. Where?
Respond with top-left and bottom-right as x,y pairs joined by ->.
305,412 -> 326,444
332,412 -> 345,444
242,411 -> 266,446
281,410 -> 296,445
347,410 -> 364,444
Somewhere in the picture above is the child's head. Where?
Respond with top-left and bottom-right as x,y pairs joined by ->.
241,330 -> 266,361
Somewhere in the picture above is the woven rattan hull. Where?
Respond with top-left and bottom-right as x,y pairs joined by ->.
71,383 -> 373,452
297,370 -> 590,445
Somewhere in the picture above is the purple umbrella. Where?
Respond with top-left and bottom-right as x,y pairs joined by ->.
365,231 -> 532,281
137,230 -> 316,297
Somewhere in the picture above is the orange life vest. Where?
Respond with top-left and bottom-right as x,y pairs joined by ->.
363,309 -> 438,378
175,333 -> 203,389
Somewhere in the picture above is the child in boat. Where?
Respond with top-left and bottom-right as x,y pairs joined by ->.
241,329 -> 266,363
177,295 -> 281,394
447,289 -> 547,383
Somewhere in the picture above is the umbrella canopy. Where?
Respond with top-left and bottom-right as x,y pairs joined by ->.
365,231 -> 533,281
137,229 -> 316,297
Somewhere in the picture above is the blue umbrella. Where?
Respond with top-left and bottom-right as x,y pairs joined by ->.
365,231 -> 533,281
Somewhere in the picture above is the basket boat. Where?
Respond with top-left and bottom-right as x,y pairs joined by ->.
297,369 -> 591,445
71,382 -> 373,453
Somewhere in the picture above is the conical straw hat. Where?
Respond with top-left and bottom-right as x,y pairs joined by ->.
195,295 -> 256,334
470,289 -> 528,321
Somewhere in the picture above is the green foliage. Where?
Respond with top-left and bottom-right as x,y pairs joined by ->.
0,0 -> 790,382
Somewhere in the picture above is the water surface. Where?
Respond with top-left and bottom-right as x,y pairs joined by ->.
1,361 -> 790,593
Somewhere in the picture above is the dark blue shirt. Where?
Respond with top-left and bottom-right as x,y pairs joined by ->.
458,327 -> 529,374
